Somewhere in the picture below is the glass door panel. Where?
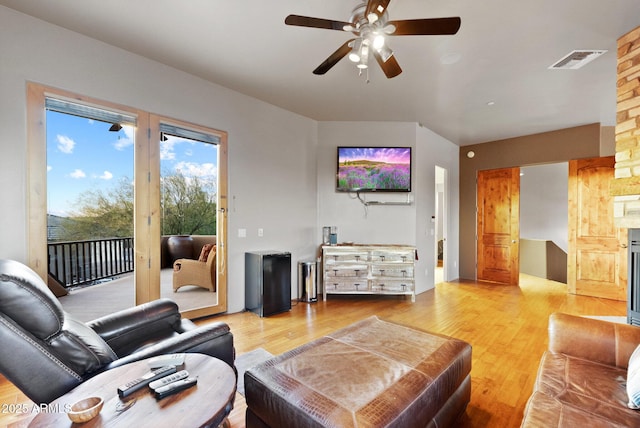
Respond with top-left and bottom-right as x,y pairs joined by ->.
157,120 -> 227,317
45,105 -> 136,321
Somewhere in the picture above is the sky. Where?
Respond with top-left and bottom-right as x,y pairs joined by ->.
46,110 -> 218,217
338,147 -> 411,164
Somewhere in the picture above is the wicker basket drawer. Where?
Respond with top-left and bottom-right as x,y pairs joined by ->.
371,279 -> 414,293
370,249 -> 414,263
324,251 -> 369,264
324,279 -> 369,292
325,264 -> 368,278
371,264 -> 414,279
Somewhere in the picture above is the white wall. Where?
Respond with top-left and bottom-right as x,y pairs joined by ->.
520,163 -> 568,252
317,122 -> 459,294
0,6 -> 318,313
0,6 -> 460,312
416,125 -> 460,288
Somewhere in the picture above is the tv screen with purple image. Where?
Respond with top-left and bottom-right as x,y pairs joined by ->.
337,146 -> 412,192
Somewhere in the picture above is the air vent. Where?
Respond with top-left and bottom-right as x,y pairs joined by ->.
548,50 -> 607,70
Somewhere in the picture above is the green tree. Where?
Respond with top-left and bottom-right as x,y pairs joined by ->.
161,173 -> 217,235
55,173 -> 216,241
60,177 -> 134,240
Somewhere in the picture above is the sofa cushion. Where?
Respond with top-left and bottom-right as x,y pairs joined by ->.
523,390 -> 633,427
198,244 -> 215,262
521,351 -> 640,426
628,344 -> 640,409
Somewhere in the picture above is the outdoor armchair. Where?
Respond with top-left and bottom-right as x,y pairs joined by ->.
173,243 -> 216,292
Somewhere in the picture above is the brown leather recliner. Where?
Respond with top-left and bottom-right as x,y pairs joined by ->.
0,259 -> 235,404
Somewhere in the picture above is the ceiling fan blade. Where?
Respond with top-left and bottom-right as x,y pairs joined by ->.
285,15 -> 351,31
366,0 -> 391,21
373,49 -> 402,78
387,17 -> 461,36
313,39 -> 355,75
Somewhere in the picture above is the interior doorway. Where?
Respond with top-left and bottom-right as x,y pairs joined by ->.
435,166 -> 447,284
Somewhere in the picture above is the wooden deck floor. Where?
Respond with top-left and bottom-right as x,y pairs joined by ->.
1,274 -> 627,427
57,268 -> 218,322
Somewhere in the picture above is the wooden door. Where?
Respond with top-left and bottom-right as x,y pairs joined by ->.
568,157 -> 627,300
477,167 -> 520,285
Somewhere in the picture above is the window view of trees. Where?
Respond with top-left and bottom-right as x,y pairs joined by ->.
46,109 -> 218,243
56,176 -> 134,240
53,172 -> 216,241
162,173 -> 217,236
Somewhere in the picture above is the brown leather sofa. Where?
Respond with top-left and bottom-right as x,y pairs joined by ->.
521,313 -> 640,426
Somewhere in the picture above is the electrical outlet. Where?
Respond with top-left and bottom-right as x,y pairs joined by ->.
238,228 -> 246,238
258,228 -> 264,237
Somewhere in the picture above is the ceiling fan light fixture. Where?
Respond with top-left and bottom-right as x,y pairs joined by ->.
373,34 -> 385,50
357,44 -> 370,69
383,23 -> 396,35
378,45 -> 394,63
349,38 -> 363,62
284,2 -> 461,80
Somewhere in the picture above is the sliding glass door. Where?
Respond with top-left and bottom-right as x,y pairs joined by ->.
27,84 -> 227,319
156,119 -> 228,318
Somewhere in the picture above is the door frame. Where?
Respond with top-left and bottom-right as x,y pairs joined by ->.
26,83 -> 228,317
434,165 -> 448,283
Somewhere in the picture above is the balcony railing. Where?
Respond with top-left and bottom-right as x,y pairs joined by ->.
48,238 -> 134,288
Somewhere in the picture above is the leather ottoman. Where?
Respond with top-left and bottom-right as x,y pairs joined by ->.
245,316 -> 472,427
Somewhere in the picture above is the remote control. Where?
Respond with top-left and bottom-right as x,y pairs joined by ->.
117,365 -> 177,398
148,370 -> 190,390
147,353 -> 186,368
154,377 -> 198,400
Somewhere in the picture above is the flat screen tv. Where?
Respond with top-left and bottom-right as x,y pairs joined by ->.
337,146 -> 412,192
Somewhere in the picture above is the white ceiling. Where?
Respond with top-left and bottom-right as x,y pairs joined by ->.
3,0 -> 639,146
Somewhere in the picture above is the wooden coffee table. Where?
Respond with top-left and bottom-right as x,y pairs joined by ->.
29,353 -> 236,427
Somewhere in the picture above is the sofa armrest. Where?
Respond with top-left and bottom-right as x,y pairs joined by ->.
87,298 -> 183,355
548,312 -> 640,368
104,321 -> 235,371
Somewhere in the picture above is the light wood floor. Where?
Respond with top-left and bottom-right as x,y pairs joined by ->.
1,274 -> 626,427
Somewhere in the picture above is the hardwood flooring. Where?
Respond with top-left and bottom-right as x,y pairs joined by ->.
0,274 -> 626,427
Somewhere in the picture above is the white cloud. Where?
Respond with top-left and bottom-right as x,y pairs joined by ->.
47,165 -> 52,172
175,161 -> 217,178
70,169 -> 86,179
57,135 -> 75,154
160,140 -> 176,160
113,125 -> 134,150
99,171 -> 113,180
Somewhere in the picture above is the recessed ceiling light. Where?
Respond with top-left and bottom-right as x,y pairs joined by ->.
486,101 -> 495,106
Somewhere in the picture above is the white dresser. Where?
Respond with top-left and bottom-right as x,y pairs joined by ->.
321,245 -> 416,302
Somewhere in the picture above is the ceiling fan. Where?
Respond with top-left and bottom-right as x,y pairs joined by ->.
285,0 -> 461,78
